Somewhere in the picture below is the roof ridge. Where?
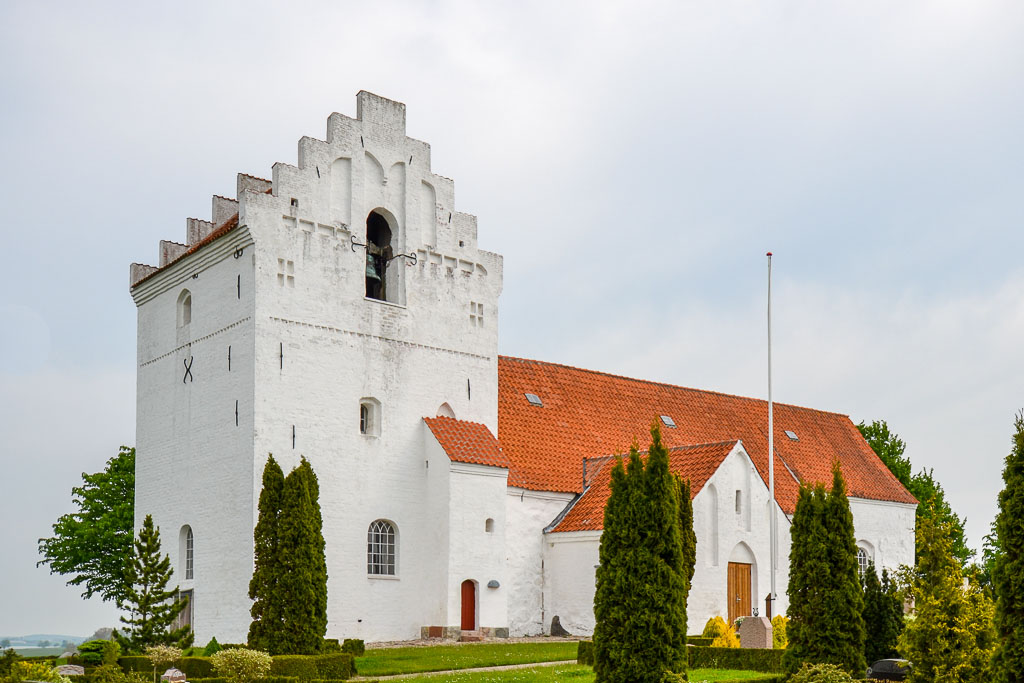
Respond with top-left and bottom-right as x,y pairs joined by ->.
498,355 -> 850,418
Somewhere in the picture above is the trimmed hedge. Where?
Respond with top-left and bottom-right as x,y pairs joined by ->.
339,640 -> 363,658
271,656 -> 319,681
688,646 -> 783,672
117,656 -> 216,678
313,653 -> 355,679
118,657 -> 151,673
687,636 -> 714,647
577,640 -> 594,666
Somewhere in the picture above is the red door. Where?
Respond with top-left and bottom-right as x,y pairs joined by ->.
460,580 -> 476,630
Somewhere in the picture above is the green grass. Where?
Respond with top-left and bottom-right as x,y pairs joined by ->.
362,664 -> 781,681
354,641 -> 578,677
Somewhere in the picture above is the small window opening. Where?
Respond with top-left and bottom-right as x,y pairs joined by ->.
857,547 -> 869,579
525,393 -> 543,407
485,518 -> 494,533
365,211 -> 393,301
359,398 -> 381,437
181,526 -> 194,580
660,415 -> 676,428
177,290 -> 192,327
735,490 -> 742,515
784,430 -> 799,441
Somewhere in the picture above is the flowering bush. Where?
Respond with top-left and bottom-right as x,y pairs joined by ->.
211,648 -> 272,683
7,661 -> 71,683
788,662 -> 854,683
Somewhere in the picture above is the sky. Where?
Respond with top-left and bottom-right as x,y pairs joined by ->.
1,0 -> 1022,637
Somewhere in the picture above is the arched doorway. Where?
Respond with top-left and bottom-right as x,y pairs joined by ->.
727,542 -> 757,624
460,579 -> 476,631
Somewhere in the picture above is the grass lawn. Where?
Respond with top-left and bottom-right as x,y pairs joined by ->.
354,641 -> 579,677
366,664 -> 780,681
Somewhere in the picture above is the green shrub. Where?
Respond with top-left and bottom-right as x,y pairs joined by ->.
211,648 -> 273,683
269,656 -> 318,681
312,654 -> 354,680
320,641 -> 340,655
88,663 -> 147,683
1,649 -> 22,676
576,640 -> 594,666
688,646 -> 783,672
179,657 -> 217,678
788,662 -> 854,683
116,657 -> 151,673
686,636 -> 713,647
78,641 -> 110,667
338,640 -> 363,658
661,673 -> 686,683
772,615 -> 788,649
7,661 -> 69,683
204,639 -> 223,657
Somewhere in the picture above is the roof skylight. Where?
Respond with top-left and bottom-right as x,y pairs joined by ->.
784,430 -> 799,441
660,415 -> 677,428
525,393 -> 544,407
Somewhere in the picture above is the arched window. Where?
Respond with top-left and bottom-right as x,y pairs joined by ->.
367,520 -> 396,576
857,546 -> 871,580
359,398 -> 381,436
365,211 -> 393,301
177,289 -> 192,327
485,518 -> 494,533
180,525 -> 194,580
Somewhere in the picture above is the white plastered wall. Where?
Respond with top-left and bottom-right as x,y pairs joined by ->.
505,488 -> 576,635
849,497 -> 916,574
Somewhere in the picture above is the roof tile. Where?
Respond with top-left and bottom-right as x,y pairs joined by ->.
424,416 -> 510,469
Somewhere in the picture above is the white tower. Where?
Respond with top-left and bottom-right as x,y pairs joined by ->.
130,92 -> 504,642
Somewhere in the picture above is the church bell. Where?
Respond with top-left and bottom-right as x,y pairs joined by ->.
365,252 -> 382,282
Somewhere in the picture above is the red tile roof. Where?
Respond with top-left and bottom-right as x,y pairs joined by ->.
424,416 -> 510,469
554,441 -> 739,532
497,356 -> 916,513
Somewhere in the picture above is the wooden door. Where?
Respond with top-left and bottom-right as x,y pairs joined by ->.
460,580 -> 476,630
727,562 -> 751,624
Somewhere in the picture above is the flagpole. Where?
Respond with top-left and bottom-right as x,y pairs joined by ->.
767,251 -> 777,618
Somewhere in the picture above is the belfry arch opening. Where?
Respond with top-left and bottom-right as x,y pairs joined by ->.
365,210 -> 394,301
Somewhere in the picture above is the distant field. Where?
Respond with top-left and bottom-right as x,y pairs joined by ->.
10,647 -> 66,656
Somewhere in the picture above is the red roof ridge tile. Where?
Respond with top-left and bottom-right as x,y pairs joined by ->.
132,212 -> 240,289
239,173 -> 272,182
498,355 -> 851,418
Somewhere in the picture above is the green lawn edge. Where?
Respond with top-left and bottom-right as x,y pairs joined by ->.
354,641 -> 579,676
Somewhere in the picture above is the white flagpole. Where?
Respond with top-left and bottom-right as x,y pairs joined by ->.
767,251 -> 777,617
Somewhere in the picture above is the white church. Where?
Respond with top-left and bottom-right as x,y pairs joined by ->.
129,91 -> 916,644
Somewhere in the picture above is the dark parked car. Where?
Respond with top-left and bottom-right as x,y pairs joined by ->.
867,659 -> 912,681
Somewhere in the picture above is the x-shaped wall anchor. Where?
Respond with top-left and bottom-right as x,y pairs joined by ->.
183,357 -> 194,383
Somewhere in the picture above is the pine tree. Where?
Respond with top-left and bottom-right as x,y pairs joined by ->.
114,514 -> 192,652
593,425 -> 688,683
784,483 -> 830,674
900,508 -> 996,683
821,464 -> 866,675
296,457 -> 328,648
276,463 -> 324,654
862,562 -> 902,663
992,412 -> 1024,682
248,455 -> 285,651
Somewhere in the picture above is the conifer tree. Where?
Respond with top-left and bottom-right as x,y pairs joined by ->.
821,464 -> 866,675
276,462 -> 325,654
296,457 -> 328,647
900,509 -> 996,683
248,455 -> 285,651
862,562 -> 902,664
992,412 -> 1024,682
784,483 -> 830,674
676,476 -> 697,594
115,514 -> 192,652
593,425 -> 688,683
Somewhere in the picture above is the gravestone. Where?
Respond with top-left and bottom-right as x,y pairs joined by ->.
737,616 -> 773,649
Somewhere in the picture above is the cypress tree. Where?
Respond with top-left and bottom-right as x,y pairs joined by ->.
993,412 -> 1024,682
862,562 -> 902,664
594,447 -> 636,683
784,483 -> 830,674
821,464 -> 866,675
248,455 -> 285,651
594,425 -> 688,683
676,476 -> 697,594
295,457 -> 328,649
276,463 -> 322,654
114,514 -> 192,652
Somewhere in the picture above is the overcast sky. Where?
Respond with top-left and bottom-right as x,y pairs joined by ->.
2,0 -> 1022,637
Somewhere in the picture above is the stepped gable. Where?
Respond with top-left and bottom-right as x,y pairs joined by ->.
496,356 -> 916,513
553,441 -> 739,532
424,416 -> 510,469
